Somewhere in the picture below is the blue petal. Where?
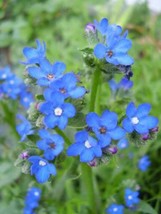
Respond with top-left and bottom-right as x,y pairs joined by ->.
99,18 -> 108,34
62,72 -> 77,88
92,145 -> 102,157
44,149 -> 55,160
39,129 -> 51,139
126,102 -> 136,118
39,102 -> 53,115
108,79 -> 118,92
108,127 -> 125,140
35,167 -> 50,183
86,112 -> 100,129
27,67 -> 45,79
67,142 -> 84,156
28,156 -> 40,163
63,103 -> 76,117
69,87 -> 86,99
30,164 -> 39,175
134,124 -> 149,134
114,53 -> 134,65
50,92 -> 65,106
105,56 -> 119,65
101,110 -> 118,130
43,88 -> 53,101
23,48 -> 38,60
113,39 -> 132,53
94,44 -> 106,59
39,58 -> 52,74
80,149 -> 95,162
47,163 -> 57,175
52,62 -> 66,77
139,116 -> 159,129
52,144 -> 64,156
44,114 -> 58,128
58,115 -> 68,130
37,140 -> 48,150
96,133 -> 111,147
37,77 -> 49,86
75,130 -> 88,142
122,118 -> 134,133
136,103 -> 151,118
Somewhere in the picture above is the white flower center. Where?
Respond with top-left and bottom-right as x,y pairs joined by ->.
85,140 -> 92,148
131,117 -> 139,125
2,74 -> 7,79
39,160 -> 46,166
34,191 -> 39,196
23,97 -> 29,102
10,80 -> 14,84
113,207 -> 118,212
54,107 -> 63,116
128,195 -> 133,200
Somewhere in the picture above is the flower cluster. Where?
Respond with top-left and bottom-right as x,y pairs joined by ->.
67,110 -> 125,163
24,187 -> 41,214
0,66 -> 33,108
20,40 -> 86,183
138,155 -> 151,172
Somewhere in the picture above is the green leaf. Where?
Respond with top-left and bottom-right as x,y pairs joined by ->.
137,200 -> 157,214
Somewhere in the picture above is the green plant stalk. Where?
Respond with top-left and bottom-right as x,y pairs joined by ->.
81,67 -> 101,214
55,127 -> 72,146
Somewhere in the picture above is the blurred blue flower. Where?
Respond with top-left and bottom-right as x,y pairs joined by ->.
122,102 -> 159,134
27,59 -> 66,86
106,203 -> 124,214
24,187 -> 41,214
19,91 -> 34,109
22,39 -> 46,65
49,72 -> 86,99
0,66 -> 12,80
117,138 -> 129,150
28,156 -> 56,183
86,110 -> 125,148
37,129 -> 64,160
109,77 -> 133,92
16,115 -> 34,142
39,91 -> 76,129
138,155 -> 151,172
67,130 -> 102,162
124,188 -> 140,207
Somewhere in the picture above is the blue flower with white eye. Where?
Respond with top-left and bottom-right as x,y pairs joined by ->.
0,66 -> 12,80
28,156 -> 56,183
138,155 -> 151,172
27,58 -> 66,86
109,77 -> 133,92
24,187 -> 41,214
117,138 -> 129,150
39,91 -> 76,129
19,90 -> 34,109
67,130 -> 102,162
37,129 -> 64,160
124,188 -> 140,207
86,110 -> 125,148
49,72 -> 86,99
22,39 -> 46,65
122,102 -> 159,134
94,37 -> 133,66
16,115 -> 34,142
106,203 -> 124,214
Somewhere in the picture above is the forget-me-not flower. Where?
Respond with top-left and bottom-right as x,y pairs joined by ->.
124,188 -> 140,208
138,155 -> 151,172
106,203 -> 124,214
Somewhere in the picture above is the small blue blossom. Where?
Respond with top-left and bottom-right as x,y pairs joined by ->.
0,66 -> 12,80
122,102 -> 159,134
67,130 -> 102,162
138,155 -> 151,172
37,129 -> 64,160
24,187 -> 41,214
16,115 -> 34,141
124,188 -> 140,208
22,39 -> 46,65
39,91 -> 76,129
86,110 -> 125,148
106,203 -> 124,214
49,72 -> 86,99
117,138 -> 129,150
28,156 -> 56,183
109,77 -> 133,92
27,58 -> 66,86
19,91 -> 34,109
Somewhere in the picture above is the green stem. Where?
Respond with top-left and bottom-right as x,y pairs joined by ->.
81,66 -> 101,214
55,127 -> 72,145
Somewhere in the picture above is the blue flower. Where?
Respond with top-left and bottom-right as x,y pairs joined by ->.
16,115 -> 34,141
22,40 -> 46,65
117,138 -> 129,150
67,130 -> 102,162
24,187 -> 41,214
109,77 -> 133,92
28,156 -> 56,183
86,110 -> 125,148
19,91 -> 34,109
124,188 -> 140,208
37,129 -> 64,160
49,72 -> 86,99
0,66 -> 12,80
27,58 -> 66,86
138,155 -> 151,172
39,91 -> 76,129
94,18 -> 109,35
106,203 -> 124,214
94,37 -> 133,66
122,102 -> 159,134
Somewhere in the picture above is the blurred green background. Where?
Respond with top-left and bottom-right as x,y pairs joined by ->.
0,0 -> 161,213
